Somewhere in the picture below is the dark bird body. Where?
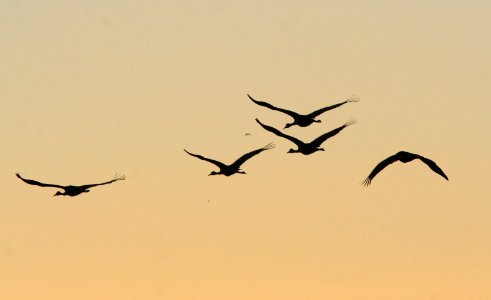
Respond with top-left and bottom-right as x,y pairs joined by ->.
362,151 -> 449,186
16,173 -> 126,196
255,118 -> 356,155
184,143 -> 275,176
248,94 -> 358,128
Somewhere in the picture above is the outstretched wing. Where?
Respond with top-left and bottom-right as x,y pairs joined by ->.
231,143 -> 275,169
418,156 -> 449,181
362,153 -> 401,186
248,94 -> 300,118
184,149 -> 227,169
255,118 -> 304,147
15,173 -> 65,189
307,95 -> 359,118
310,119 -> 356,147
81,174 -> 126,189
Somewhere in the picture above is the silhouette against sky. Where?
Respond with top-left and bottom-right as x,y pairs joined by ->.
16,173 -> 126,196
362,151 -> 449,186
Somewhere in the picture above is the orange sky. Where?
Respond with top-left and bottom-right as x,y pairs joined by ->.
1,1 -> 491,299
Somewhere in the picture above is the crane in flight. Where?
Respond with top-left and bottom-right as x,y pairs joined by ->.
16,173 -> 126,196
362,151 -> 448,186
248,94 -> 358,129
255,118 -> 356,155
184,143 -> 275,176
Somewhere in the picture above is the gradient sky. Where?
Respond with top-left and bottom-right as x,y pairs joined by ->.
2,1 -> 491,299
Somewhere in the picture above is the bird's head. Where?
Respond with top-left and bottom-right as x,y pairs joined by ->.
317,147 -> 325,151
287,148 -> 299,154
208,171 -> 220,176
314,119 -> 321,123
284,123 -> 294,129
53,191 -> 63,196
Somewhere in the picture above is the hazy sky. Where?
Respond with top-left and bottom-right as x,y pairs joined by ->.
2,1 -> 491,299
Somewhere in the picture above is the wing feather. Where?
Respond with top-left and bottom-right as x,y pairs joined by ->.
310,119 -> 356,147
418,156 -> 449,181
307,95 -> 359,118
362,154 -> 401,186
184,149 -> 227,169
248,94 -> 299,118
15,173 -> 65,189
81,174 -> 126,189
255,118 -> 304,147
231,143 -> 275,169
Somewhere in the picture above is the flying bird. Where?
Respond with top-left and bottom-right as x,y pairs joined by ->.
184,143 -> 275,176
255,118 -> 356,155
248,94 -> 358,128
362,151 -> 449,186
15,173 -> 126,196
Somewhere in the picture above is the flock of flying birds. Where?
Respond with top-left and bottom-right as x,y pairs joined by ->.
15,94 -> 448,197
184,94 -> 449,184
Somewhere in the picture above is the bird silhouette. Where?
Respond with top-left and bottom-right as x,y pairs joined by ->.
16,173 -> 126,196
184,143 -> 275,176
248,94 -> 358,129
255,118 -> 356,155
362,151 -> 449,186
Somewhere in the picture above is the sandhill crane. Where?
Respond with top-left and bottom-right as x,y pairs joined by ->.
255,118 -> 355,155
16,173 -> 126,196
184,143 -> 275,176
362,151 -> 448,186
248,94 -> 358,128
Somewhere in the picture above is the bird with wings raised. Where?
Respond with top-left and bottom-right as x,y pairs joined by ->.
248,94 -> 358,129
362,151 -> 449,186
255,118 -> 355,155
184,143 -> 275,176
16,173 -> 126,196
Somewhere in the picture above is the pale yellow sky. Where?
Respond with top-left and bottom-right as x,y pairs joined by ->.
1,1 -> 491,299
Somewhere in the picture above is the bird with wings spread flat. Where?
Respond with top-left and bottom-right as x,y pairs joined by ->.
255,118 -> 356,155
16,173 -> 126,196
184,143 -> 274,176
248,94 -> 358,129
